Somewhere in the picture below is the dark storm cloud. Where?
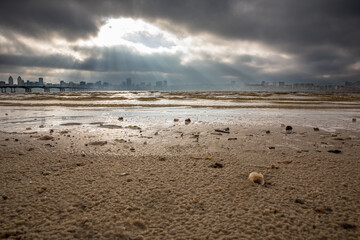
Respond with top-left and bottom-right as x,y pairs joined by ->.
0,0 -> 359,84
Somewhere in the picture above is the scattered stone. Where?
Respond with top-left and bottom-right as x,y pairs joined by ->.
76,163 -> 85,167
249,172 -> 264,185
5,113 -> 8,116
210,163 -> 223,168
88,141 -> 107,146
271,164 -> 279,169
313,206 -> 333,214
60,123 -> 82,126
185,118 -> 191,125
269,146 -> 275,149
352,118 -> 356,122
44,144 -> 54,147
285,126 -> 293,133
115,138 -> 126,143
328,150 -> 341,154
37,187 -> 47,194
119,173 -> 130,177
99,124 -> 123,129
295,198 -> 305,204
215,128 -> 230,134
27,147 -> 34,151
340,223 -> 356,230
158,157 -> 166,161
126,125 -> 141,130
333,137 -> 344,141
130,147 -> 135,152
266,130 -> 271,134
313,127 -> 320,131
39,125 -> 45,128
331,133 -> 338,137
67,134 -> 71,137
25,127 -> 32,130
5,138 -> 9,141
49,129 -> 54,133
41,171 -> 50,176
38,135 -> 54,140
174,118 -> 179,122
14,139 -> 19,142
2,195 -> 8,200
118,117 -> 124,121
81,151 -> 86,157
154,131 -> 159,135
228,138 -> 237,140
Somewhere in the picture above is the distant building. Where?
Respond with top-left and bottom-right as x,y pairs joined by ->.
8,76 -> 13,85
126,78 -> 132,88
17,76 -> 24,86
80,81 -> 86,86
279,82 -> 285,87
163,80 -> 168,88
0,81 -> 5,86
156,81 -> 163,88
39,77 -> 44,86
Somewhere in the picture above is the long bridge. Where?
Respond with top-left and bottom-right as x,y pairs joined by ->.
0,85 -> 92,93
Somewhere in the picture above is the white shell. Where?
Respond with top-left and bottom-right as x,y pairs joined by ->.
248,172 -> 265,185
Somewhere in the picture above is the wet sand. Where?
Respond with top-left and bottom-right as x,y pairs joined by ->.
1,121 -> 360,239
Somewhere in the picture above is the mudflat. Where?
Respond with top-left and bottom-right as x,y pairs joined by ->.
0,122 -> 359,239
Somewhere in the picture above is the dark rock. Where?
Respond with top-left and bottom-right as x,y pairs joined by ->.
5,138 -> 9,141
266,130 -> 271,134
60,123 -> 82,126
340,223 -> 356,229
14,139 -> 19,142
88,141 -> 107,146
295,198 -> 305,204
313,127 -> 320,131
286,126 -> 293,132
328,150 -> 341,154
185,118 -> 191,125
158,157 -> 166,161
215,128 -> 230,134
49,129 -> 54,133
2,195 -> 8,200
130,147 -> 135,152
210,163 -> 223,168
313,206 -> 333,213
174,118 -> 179,122
228,138 -> 237,140
38,135 -> 54,140
269,146 -> 276,150
352,118 -> 356,122
118,117 -> 124,121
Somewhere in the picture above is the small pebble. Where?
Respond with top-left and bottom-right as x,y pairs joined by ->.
295,198 -> 305,204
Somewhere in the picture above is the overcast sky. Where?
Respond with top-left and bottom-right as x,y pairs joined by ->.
0,0 -> 359,86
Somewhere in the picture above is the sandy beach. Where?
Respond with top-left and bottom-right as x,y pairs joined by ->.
1,118 -> 359,239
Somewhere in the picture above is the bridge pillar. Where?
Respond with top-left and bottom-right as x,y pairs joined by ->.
44,88 -> 50,92
11,88 -> 16,93
25,88 -> 32,93
60,88 -> 65,92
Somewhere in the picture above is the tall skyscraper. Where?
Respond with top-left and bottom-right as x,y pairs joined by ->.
39,77 -> 44,86
8,76 -> 13,85
17,76 -> 23,86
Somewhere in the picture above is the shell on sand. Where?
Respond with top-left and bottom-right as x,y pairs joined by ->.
249,172 -> 265,185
